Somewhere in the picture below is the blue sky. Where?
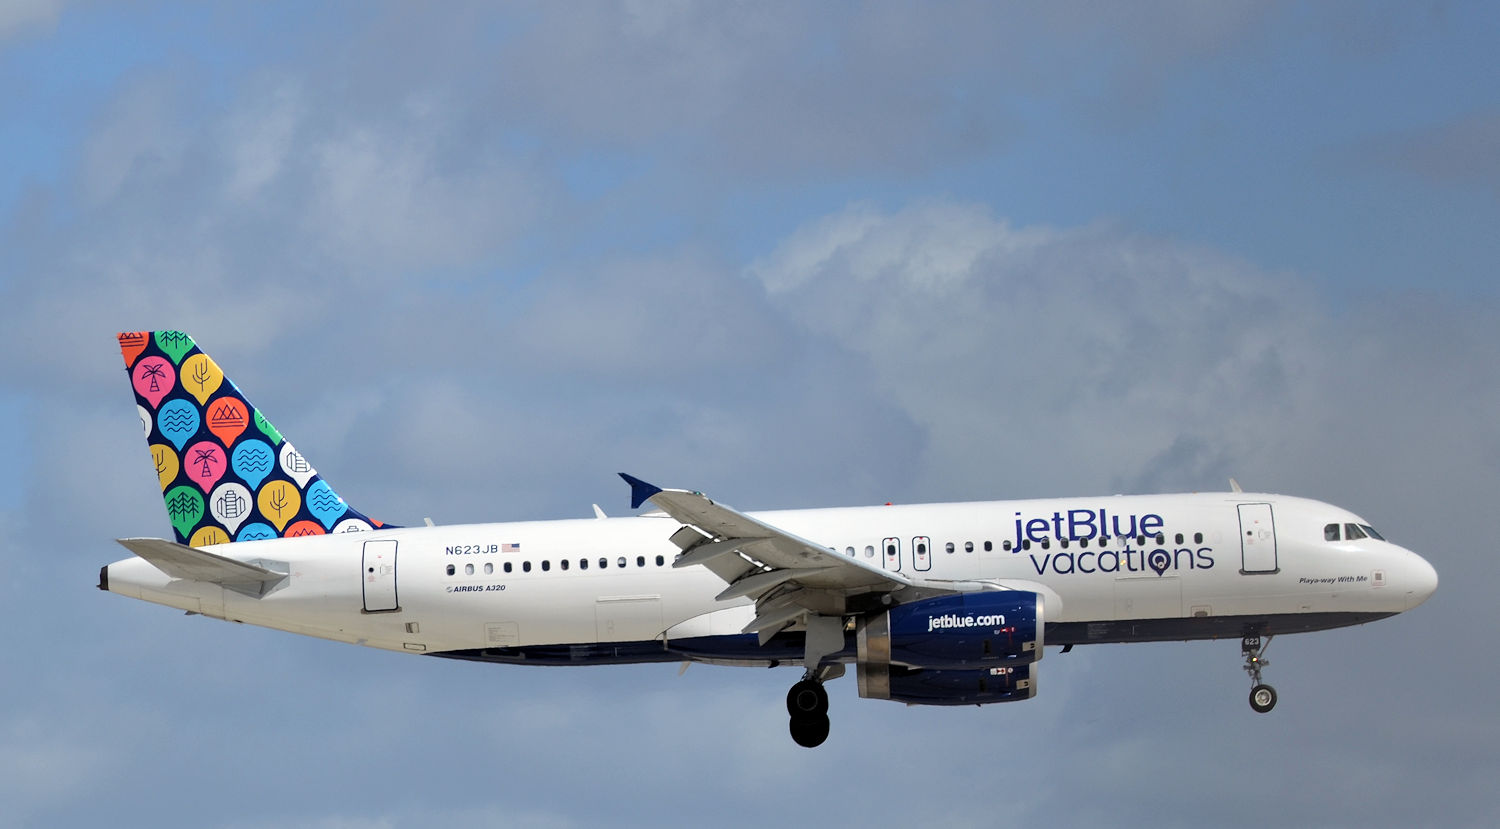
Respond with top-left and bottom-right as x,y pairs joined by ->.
3,2 -> 1498,827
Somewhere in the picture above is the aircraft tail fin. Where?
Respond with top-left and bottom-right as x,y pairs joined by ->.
118,331 -> 390,545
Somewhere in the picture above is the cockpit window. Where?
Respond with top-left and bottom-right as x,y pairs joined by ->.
1360,524 -> 1385,541
1344,523 -> 1367,541
1324,523 -> 1340,541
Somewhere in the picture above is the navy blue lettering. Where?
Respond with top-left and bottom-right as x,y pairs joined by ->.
1139,514 -> 1164,537
1067,509 -> 1097,540
1026,518 -> 1051,542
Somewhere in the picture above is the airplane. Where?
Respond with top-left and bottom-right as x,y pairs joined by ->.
101,330 -> 1439,747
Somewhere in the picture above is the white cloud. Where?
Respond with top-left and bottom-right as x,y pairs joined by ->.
79,76 -> 190,207
748,200 -> 1325,499
0,0 -> 60,44
222,78 -> 305,201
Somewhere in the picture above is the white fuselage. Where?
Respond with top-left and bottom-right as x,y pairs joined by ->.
103,492 -> 1438,663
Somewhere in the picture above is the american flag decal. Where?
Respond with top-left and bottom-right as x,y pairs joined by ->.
502,543 -> 521,552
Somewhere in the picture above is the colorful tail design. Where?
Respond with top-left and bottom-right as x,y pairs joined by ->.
118,331 -> 390,545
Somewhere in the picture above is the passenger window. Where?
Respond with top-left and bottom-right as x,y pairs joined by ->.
560,559 -> 569,571
484,562 -> 493,575
617,557 -> 627,568
1175,533 -> 1184,544
1325,523 -> 1340,541
965,541 -> 974,553
1079,538 -> 1088,548
464,563 -> 474,575
1022,540 -> 1031,551
845,546 -> 855,556
523,561 -> 532,573
864,545 -> 875,558
1003,540 -> 1012,551
542,560 -> 550,572
1060,538 -> 1069,549
656,555 -> 665,566
983,541 -> 992,552
1155,533 -> 1165,545
446,564 -> 455,576
504,562 -> 513,573
1345,524 -> 1367,540
1040,539 -> 1050,550
637,556 -> 646,567
1194,532 -> 1203,544
580,558 -> 588,570
944,542 -> 953,554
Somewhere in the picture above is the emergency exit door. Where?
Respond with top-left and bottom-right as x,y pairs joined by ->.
362,539 -> 399,612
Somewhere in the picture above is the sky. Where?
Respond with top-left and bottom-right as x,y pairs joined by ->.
2,1 -> 1498,826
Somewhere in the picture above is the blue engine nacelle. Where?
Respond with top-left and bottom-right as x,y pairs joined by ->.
855,590 -> 1043,706
859,664 -> 1037,706
856,590 -> 1043,670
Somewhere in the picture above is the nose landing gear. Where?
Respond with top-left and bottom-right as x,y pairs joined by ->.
787,675 -> 830,748
1242,634 -> 1276,713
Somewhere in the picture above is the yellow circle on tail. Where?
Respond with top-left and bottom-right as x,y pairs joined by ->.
257,480 -> 301,532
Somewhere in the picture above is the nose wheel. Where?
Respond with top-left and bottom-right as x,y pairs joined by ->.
1241,634 -> 1276,713
787,676 -> 830,748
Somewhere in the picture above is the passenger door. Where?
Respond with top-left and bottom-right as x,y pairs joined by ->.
1238,503 -> 1278,574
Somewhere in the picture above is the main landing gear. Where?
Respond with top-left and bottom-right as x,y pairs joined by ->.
1241,634 -> 1277,713
787,675 -> 830,748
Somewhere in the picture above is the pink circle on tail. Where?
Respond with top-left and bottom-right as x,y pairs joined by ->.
184,440 -> 228,493
132,357 -> 176,409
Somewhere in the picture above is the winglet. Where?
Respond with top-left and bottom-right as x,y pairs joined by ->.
619,473 -> 663,510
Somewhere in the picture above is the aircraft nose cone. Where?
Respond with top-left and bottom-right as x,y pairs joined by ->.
1405,553 -> 1438,610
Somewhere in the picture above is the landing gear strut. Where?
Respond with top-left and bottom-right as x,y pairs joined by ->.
787,675 -> 830,748
1241,634 -> 1277,713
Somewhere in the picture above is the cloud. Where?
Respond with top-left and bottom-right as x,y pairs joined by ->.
748,200 -> 1326,499
0,0 -> 60,44
1367,109 -> 1500,197
3,4 -> 1498,827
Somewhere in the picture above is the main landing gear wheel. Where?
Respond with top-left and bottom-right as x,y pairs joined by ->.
787,677 -> 830,748
787,679 -> 829,717
1241,634 -> 1277,714
789,713 -> 830,748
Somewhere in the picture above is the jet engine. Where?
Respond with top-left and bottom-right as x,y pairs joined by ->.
856,591 -> 1043,706
861,664 -> 1037,706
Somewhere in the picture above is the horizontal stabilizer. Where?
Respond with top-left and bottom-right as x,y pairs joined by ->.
115,537 -> 288,598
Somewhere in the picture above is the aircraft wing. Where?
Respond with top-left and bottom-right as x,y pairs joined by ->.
621,474 -> 919,643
